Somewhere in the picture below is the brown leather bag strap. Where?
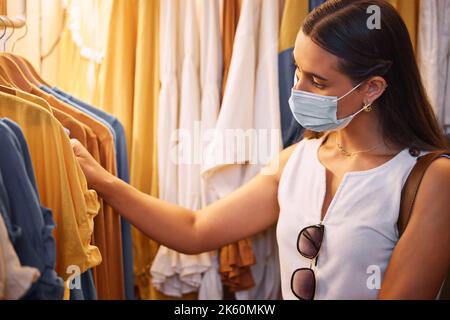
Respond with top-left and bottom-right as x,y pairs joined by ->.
398,150 -> 450,237
398,149 -> 450,300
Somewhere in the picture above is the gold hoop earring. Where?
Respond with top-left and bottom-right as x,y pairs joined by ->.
364,102 -> 373,113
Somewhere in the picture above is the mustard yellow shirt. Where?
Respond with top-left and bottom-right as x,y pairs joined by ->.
0,91 -> 101,279
14,88 -> 89,148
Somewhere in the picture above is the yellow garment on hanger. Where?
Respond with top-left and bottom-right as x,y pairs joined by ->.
3,88 -> 97,301
57,26 -> 102,104
4,89 -> 110,301
93,0 -> 138,152
279,0 -> 309,52
57,0 -> 112,103
277,1 -> 418,52
13,88 -> 89,147
0,92 -> 101,280
14,89 -> 52,112
31,87 -> 124,300
130,0 -> 159,217
388,0 -> 420,52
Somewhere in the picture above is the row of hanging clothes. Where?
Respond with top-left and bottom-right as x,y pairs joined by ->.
36,0 -> 320,301
0,46 -> 135,299
150,0 -> 283,300
55,0 -> 450,301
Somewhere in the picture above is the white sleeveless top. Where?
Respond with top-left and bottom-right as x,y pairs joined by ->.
277,136 -> 421,300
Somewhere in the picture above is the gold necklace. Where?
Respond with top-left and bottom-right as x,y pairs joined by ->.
335,133 -> 383,157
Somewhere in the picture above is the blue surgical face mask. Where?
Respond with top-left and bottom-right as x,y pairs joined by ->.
289,82 -> 370,132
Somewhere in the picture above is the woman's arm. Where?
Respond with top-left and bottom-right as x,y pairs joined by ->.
379,157 -> 450,299
71,139 -> 297,255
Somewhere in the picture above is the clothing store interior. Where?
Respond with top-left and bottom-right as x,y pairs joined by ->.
0,0 -> 449,301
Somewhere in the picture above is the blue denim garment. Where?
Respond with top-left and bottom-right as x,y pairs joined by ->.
39,86 -> 117,143
278,0 -> 326,148
0,172 -> 14,241
309,0 -> 327,12
278,48 -> 305,148
0,119 -> 64,300
70,269 -> 97,300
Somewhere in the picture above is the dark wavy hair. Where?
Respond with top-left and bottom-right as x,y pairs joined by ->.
296,0 -> 448,150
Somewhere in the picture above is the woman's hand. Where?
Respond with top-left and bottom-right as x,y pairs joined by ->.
70,139 -> 111,191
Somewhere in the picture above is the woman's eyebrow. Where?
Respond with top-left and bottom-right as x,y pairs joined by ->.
292,52 -> 329,81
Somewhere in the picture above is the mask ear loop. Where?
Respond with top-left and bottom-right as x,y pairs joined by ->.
336,82 -> 364,102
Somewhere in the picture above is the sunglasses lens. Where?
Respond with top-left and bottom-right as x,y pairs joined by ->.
298,225 -> 324,259
291,268 -> 315,300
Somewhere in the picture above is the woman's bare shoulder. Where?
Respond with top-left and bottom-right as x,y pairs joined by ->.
271,141 -> 303,183
419,155 -> 450,199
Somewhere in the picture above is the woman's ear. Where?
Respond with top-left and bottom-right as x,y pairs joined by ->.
364,76 -> 388,105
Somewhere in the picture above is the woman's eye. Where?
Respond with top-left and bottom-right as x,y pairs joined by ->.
311,78 -> 325,89
295,67 -> 326,89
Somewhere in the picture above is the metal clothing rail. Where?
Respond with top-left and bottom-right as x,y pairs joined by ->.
0,0 -> 27,29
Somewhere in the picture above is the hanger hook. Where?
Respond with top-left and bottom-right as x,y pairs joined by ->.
11,22 -> 27,53
11,22 -> 28,53
0,17 -> 7,41
3,16 -> 15,51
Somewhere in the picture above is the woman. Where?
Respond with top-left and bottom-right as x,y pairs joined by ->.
71,0 -> 450,300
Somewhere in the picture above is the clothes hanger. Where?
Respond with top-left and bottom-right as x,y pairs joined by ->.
0,57 -> 12,85
0,67 -> 14,90
0,83 -> 16,95
0,18 -> 14,88
0,67 -> 15,91
2,16 -> 51,88
0,55 -> 33,92
0,17 -> 33,92
0,17 -> 41,87
2,16 -> 15,52
0,16 -> 7,43
0,18 -> 17,94
20,56 -> 51,87
2,53 -> 42,86
2,19 -> 42,87
6,17 -> 51,88
11,21 -> 28,53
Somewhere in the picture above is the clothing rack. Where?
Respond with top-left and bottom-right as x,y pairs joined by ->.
0,0 -> 26,29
